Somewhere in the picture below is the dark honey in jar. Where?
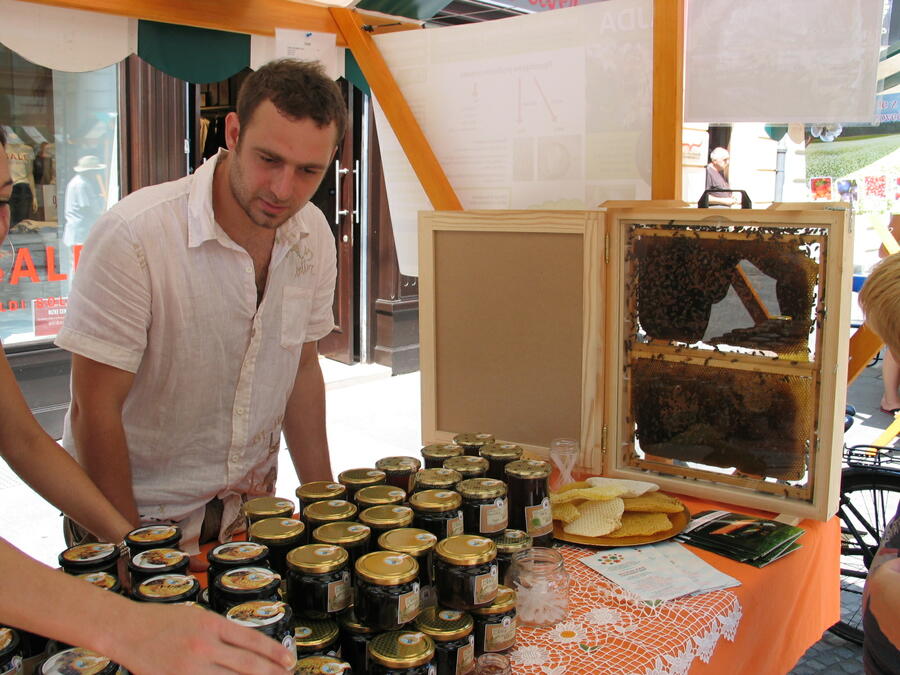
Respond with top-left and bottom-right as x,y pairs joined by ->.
504,459 -> 553,547
225,600 -> 294,653
409,489 -> 464,540
58,543 -> 120,578
359,505 -> 414,535
493,530 -> 532,584
337,468 -> 387,500
127,548 -> 189,586
367,631 -> 436,675
285,544 -> 352,618
312,520 -> 372,574
378,528 -> 439,608
375,456 -> 423,493
414,607 -> 476,675
212,566 -> 281,613
434,535 -> 499,611
414,468 -> 463,493
453,433 -> 495,457
293,617 -> 341,659
470,585 -> 517,654
456,479 -> 508,539
443,456 -> 488,481
355,484 -> 407,509
134,574 -> 200,604
420,442 -> 464,469
124,524 -> 182,556
248,517 -> 305,575
479,443 -> 524,481
354,551 -> 421,631
337,606 -> 377,673
296,481 -> 348,517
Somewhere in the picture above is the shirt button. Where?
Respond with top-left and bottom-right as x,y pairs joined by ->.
231,454 -> 239,462
236,408 -> 244,416
246,266 -> 253,274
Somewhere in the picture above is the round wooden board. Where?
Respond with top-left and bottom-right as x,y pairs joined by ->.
553,504 -> 692,548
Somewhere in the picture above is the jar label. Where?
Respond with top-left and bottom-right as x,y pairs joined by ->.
456,636 -> 475,675
327,574 -> 351,613
226,601 -> 287,626
524,498 -> 553,537
42,648 -> 110,675
62,543 -> 115,562
133,549 -> 185,568
484,615 -> 517,652
479,497 -> 508,533
397,585 -> 421,624
474,564 -> 499,605
447,513 -> 464,538
214,542 -> 266,561
129,525 -> 176,542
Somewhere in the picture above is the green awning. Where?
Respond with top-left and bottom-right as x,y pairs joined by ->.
137,20 -> 250,84
345,51 -> 370,96
356,0 -> 452,21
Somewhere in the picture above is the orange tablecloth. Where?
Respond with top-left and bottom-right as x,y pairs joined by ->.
508,494 -> 839,675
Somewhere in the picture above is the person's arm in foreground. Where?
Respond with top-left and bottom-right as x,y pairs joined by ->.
0,539 -> 295,675
283,341 -> 333,483
0,350 -> 132,543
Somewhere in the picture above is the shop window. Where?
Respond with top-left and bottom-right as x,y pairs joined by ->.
1,44 -> 119,346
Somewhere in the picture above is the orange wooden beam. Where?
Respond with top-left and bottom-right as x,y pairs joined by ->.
652,0 -> 684,200
847,323 -> 883,385
331,7 -> 462,211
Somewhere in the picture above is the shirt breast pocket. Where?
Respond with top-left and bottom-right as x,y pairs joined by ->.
281,286 -> 314,349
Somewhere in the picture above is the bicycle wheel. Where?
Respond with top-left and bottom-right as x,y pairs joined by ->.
829,467 -> 900,644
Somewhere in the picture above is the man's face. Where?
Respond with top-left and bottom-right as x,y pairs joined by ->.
225,99 -> 338,230
0,147 -> 12,240
712,154 -> 729,172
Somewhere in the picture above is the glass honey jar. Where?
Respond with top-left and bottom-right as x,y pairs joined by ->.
133,574 -> 200,604
127,548 -> 189,587
493,530 -> 532,585
296,481 -> 348,515
212,566 -> 281,613
434,536 -> 499,611
367,631 -> 436,675
225,600 -> 294,653
206,542 -> 271,609
376,456 -> 423,493
359,505 -> 415,535
248,517 -> 306,576
293,618 -> 341,659
337,468 -> 387,500
285,544 -> 352,619
242,496 -> 295,530
378,528 -> 439,607
354,551 -> 421,631
478,443 -> 523,481
312,521 -> 372,574
414,468 -> 463,493
36,647 -> 124,675
504,460 -> 553,547
303,499 -> 358,531
409,489 -> 464,540
58,543 -> 120,578
420,442 -> 464,469
444,456 -> 489,481
470,586 -> 517,654
414,607 -> 476,675
75,571 -> 122,595
337,606 -> 378,673
124,524 -> 182,556
355,484 -> 407,509
456,479 -> 508,539
453,433 -> 495,457
295,655 -> 353,675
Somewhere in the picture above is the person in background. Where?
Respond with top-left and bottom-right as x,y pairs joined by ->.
63,155 -> 106,248
856,253 -> 900,675
704,146 -> 740,207
0,127 -> 295,674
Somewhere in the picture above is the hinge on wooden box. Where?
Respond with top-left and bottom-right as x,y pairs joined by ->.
604,233 -> 610,265
601,424 -> 608,466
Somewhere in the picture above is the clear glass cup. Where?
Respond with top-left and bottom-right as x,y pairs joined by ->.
475,653 -> 512,675
505,547 -> 569,627
549,437 -> 579,491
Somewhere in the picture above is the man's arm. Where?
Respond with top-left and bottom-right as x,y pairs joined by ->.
282,341 -> 332,484
69,353 -> 140,526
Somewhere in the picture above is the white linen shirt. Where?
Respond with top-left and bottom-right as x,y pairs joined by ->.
55,150 -> 337,553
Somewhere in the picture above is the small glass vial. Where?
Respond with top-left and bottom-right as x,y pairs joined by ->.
293,618 -> 341,659
296,481 -> 348,518
470,586 -> 517,654
420,442 -> 464,469
376,456 -> 423,493
37,647 -> 124,675
212,566 -> 281,613
75,571 -> 122,595
493,530 -> 532,585
337,607 -> 378,674
475,653 -> 512,675
414,468 -> 463,493
504,459 -> 553,547
359,505 -> 415,536
285,544 -> 352,618
225,600 -> 294,654
409,489 -> 464,540
548,438 -> 579,491
58,543 -> 119,578
128,548 -> 190,587
242,496 -> 295,530
0,627 -> 22,675
367,631 -> 436,675
124,524 -> 182,556
355,485 -> 407,509
378,528 -> 439,608
453,433 -> 495,457
506,548 -> 567,628
133,574 -> 201,604
478,443 -> 523,481
444,456 -> 489,481
248,517 -> 306,576
337,468 -> 387,500
295,655 -> 353,675
303,499 -> 358,531
354,551 -> 421,631
456,479 -> 508,539
414,607 -> 476,675
434,535 -> 499,611
312,521 -> 372,574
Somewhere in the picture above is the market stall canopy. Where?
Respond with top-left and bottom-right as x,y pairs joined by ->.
137,21 -> 250,84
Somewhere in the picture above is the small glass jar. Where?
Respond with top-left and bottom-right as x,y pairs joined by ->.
420,443 -> 464,469
378,528 -> 439,608
285,544 -> 352,618
355,485 -> 408,509
75,571 -> 122,595
359,505 -> 415,535
354,551 -> 421,631
58,543 -> 119,578
337,468 -> 387,500
409,490 -> 464,540
296,481 -> 348,518
337,607 -> 378,674
414,607 -> 476,675
37,647 -> 124,675
493,530 -> 532,585
293,618 -> 341,659
212,566 -> 282,613
444,456 -> 489,481
376,456 -> 423,493
453,433 -> 495,457
312,521 -> 372,574
242,496 -> 295,530
225,600 -> 294,653
128,548 -> 190,587
414,468 -> 463,493
133,574 -> 201,604
456,479 -> 508,539
0,627 -> 22,675
368,631 -> 436,675
304,499 -> 358,531
434,536 -> 499,611
506,548 -> 567,628
504,459 -> 553,547
248,517 -> 306,576
478,443 -> 523,481
124,524 -> 182,556
295,655 -> 353,675
206,542 -> 270,609
475,653 -> 512,674
470,585 -> 516,654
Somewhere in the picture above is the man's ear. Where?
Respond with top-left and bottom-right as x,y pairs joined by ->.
224,112 -> 241,151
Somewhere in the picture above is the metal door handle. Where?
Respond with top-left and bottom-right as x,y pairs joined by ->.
334,160 -> 350,224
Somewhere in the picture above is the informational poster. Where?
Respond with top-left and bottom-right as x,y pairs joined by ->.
274,29 -> 340,80
372,0 -> 653,276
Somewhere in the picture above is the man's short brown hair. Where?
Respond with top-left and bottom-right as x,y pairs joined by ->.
860,253 -> 900,354
236,59 -> 347,146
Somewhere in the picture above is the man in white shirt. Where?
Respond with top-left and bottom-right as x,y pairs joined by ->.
55,59 -> 346,558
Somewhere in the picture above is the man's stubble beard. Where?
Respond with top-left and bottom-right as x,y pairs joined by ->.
228,150 -> 296,231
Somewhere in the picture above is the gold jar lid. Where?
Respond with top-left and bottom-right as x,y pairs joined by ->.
505,458 -> 552,479
137,574 -> 198,599
494,529 -> 533,553
337,607 -> 378,634
248,517 -> 305,543
125,524 -> 180,545
378,528 -> 438,557
421,443 -> 464,460
337,468 -> 386,487
470,585 -> 516,615
414,607 -> 474,642
444,456 -> 489,475
435,535 -> 496,566
217,567 -> 281,592
296,481 -> 347,502
354,551 -> 418,585
313,521 -> 371,546
294,618 -> 340,650
286,544 -> 348,574
358,505 -> 414,529
208,542 -> 268,565
368,631 -> 435,669
415,468 -> 462,489
375,456 -> 422,474
355,485 -> 407,507
295,655 -> 351,675
453,432 -> 495,449
303,499 -> 358,523
456,478 -> 507,500
409,489 -> 462,512
225,600 -> 290,628
76,571 -> 119,591
242,496 -> 294,519
480,442 -> 524,461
